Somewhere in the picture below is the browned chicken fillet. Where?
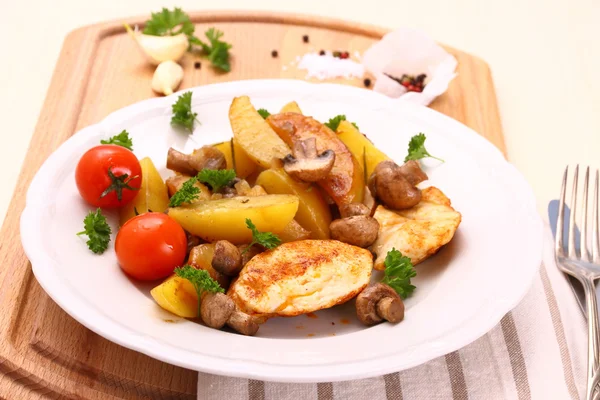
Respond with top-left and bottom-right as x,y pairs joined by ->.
371,186 -> 461,270
228,240 -> 373,320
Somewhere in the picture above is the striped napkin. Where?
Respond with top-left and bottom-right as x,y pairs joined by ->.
197,216 -> 588,400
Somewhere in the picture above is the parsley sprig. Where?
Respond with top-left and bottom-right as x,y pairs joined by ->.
257,108 -> 271,119
77,209 -> 112,254
381,248 -> 417,299
171,91 -> 198,132
168,169 -> 236,207
404,133 -> 444,163
174,265 -> 224,316
243,219 -> 281,254
191,28 -> 232,72
324,115 -> 358,131
169,177 -> 201,207
100,130 -> 133,150
197,169 -> 236,192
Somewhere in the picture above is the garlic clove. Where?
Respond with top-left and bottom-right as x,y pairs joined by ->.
125,24 -> 189,66
151,61 -> 184,96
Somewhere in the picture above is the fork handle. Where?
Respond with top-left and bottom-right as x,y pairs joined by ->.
583,277 -> 600,399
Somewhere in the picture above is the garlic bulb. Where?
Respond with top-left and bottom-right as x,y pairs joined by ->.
151,61 -> 184,96
125,24 -> 189,65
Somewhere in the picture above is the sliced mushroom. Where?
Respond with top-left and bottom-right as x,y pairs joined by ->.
200,292 -> 235,329
398,160 -> 428,186
330,215 -> 380,248
212,240 -> 243,276
226,310 -> 260,336
339,203 -> 371,218
368,161 -> 422,210
355,283 -> 404,326
167,146 -> 226,175
282,138 -> 335,182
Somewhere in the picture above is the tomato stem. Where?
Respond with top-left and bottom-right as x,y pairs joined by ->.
99,167 -> 140,202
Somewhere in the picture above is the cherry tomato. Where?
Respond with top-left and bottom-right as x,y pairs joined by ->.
115,213 -> 187,281
75,145 -> 142,208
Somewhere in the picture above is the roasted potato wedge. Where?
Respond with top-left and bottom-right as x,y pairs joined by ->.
213,140 -> 258,179
279,219 -> 311,242
229,96 -> 290,168
228,240 -> 373,319
119,157 -> 170,225
267,113 -> 364,205
151,275 -> 198,318
167,195 -> 299,244
280,101 -> 303,114
256,168 -> 331,239
336,120 -> 390,178
165,175 -> 212,203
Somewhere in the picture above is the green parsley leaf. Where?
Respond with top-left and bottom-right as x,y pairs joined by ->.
324,115 -> 358,131
381,248 -> 417,299
142,7 -> 196,41
174,265 -> 224,316
404,133 -> 444,163
197,169 -> 236,192
257,108 -> 271,119
100,130 -> 133,150
195,28 -> 232,72
76,209 -> 112,254
168,177 -> 201,207
243,218 -> 281,253
171,91 -> 198,132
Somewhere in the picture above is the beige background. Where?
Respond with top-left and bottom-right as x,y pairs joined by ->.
1,0 -> 598,225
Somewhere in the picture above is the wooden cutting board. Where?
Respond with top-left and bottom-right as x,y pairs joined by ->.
0,11 -> 505,399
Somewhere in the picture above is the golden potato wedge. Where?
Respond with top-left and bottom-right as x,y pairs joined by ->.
336,120 -> 390,178
188,243 -> 230,289
167,195 -> 299,244
256,168 -> 331,239
278,219 -> 311,242
119,157 -> 170,225
213,140 -> 258,179
280,101 -> 303,114
229,96 -> 290,168
151,275 -> 198,318
267,113 -> 364,205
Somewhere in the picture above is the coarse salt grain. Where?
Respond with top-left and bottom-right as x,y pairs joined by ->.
297,52 -> 365,80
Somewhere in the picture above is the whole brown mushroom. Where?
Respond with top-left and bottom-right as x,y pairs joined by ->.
368,161 -> 423,210
200,293 -> 261,336
212,240 -> 243,276
167,146 -> 226,175
330,215 -> 380,248
339,203 -> 371,218
355,283 -> 404,326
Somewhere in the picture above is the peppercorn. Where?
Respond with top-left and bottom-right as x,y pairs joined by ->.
363,78 -> 371,87
416,74 -> 427,82
332,51 -> 341,58
271,50 -> 278,58
194,62 -> 201,69
319,50 -> 325,56
302,35 -> 309,43
340,51 -> 349,59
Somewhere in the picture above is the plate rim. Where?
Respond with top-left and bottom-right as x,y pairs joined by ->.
20,79 -> 543,382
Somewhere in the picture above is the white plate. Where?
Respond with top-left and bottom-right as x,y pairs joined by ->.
20,79 -> 542,383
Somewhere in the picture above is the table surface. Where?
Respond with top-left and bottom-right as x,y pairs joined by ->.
1,0 -> 598,227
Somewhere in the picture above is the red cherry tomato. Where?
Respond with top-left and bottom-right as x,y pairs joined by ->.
75,145 -> 142,208
115,213 -> 187,281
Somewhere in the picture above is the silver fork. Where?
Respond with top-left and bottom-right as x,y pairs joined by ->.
556,165 -> 600,400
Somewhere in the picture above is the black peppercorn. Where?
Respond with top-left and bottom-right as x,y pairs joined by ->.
194,62 -> 201,69
302,35 -> 309,43
319,50 -> 325,56
271,50 -> 278,58
363,78 -> 371,87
